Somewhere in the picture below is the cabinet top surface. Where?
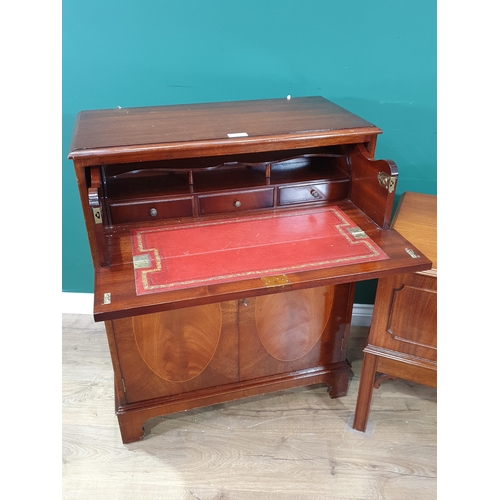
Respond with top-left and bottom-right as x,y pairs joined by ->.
68,96 -> 380,161
392,192 -> 437,269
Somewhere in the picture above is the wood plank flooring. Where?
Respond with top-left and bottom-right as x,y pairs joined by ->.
62,314 -> 437,499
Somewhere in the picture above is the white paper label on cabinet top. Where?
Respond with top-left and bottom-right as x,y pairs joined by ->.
227,132 -> 248,138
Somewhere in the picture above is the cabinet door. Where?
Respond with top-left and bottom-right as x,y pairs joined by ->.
238,284 -> 352,381
109,300 -> 239,404
369,273 -> 437,362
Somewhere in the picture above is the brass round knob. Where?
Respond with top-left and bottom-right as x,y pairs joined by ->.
234,200 -> 242,208
150,208 -> 158,217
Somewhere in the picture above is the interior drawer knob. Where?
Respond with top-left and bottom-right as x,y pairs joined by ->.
150,208 -> 158,217
310,189 -> 320,199
234,200 -> 242,208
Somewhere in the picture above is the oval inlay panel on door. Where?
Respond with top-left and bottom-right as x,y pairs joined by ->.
254,286 -> 334,361
133,303 -> 222,382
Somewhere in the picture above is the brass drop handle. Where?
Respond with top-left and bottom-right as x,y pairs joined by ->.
310,189 -> 320,199
234,200 -> 242,208
150,208 -> 158,217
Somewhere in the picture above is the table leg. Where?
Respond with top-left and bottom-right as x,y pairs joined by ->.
353,352 -> 379,432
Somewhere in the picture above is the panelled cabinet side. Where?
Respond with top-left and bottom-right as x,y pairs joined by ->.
353,192 -> 437,433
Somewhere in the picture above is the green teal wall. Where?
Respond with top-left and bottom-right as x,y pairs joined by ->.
62,0 -> 436,303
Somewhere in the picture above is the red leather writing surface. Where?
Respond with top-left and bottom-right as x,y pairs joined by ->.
131,207 -> 388,295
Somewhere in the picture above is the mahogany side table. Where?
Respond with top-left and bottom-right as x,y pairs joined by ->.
353,191 -> 437,432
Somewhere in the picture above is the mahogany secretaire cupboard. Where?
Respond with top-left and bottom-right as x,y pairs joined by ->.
68,97 -> 431,443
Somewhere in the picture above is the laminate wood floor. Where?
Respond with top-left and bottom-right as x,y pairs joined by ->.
62,314 -> 437,499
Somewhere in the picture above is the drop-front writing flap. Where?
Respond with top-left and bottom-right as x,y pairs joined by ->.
93,200 -> 432,322
130,207 -> 389,295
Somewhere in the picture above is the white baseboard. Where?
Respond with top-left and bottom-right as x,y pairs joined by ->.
62,292 -> 94,315
61,292 -> 373,326
351,303 -> 374,327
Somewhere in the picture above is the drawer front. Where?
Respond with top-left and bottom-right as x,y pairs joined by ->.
278,181 -> 349,206
109,198 -> 193,224
198,188 -> 274,215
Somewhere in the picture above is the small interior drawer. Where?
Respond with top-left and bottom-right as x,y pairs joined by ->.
109,197 -> 193,224
198,188 -> 274,215
278,181 -> 349,206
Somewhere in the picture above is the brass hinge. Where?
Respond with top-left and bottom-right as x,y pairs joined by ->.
378,172 -> 397,193
103,292 -> 111,304
133,254 -> 151,269
121,378 -> 127,393
261,275 -> 291,287
92,207 -> 103,224
348,227 -> 368,239
405,248 -> 421,259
